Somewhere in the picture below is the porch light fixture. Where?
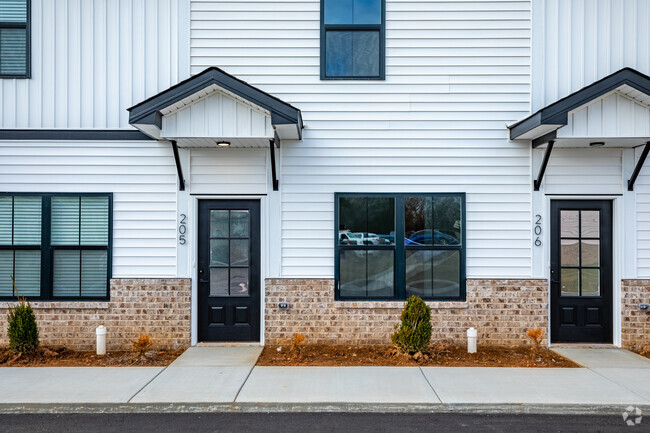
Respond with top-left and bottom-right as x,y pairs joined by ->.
589,141 -> 605,147
217,141 -> 230,147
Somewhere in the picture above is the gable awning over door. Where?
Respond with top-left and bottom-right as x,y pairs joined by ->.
509,67 -> 650,143
508,67 -> 650,191
128,67 -> 303,191
128,66 -> 303,144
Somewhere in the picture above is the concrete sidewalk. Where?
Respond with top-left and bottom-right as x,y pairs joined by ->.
1,347 -> 650,414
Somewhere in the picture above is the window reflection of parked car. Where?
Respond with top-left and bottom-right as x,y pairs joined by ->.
404,229 -> 459,246
347,232 -> 364,244
339,232 -> 362,245
340,232 -> 390,245
377,231 -> 395,244
362,233 -> 381,245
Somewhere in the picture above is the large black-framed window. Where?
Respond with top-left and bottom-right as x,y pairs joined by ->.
335,193 -> 465,301
321,0 -> 385,80
0,0 -> 30,78
0,193 -> 112,301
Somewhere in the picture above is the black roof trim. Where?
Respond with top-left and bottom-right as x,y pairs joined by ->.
128,67 -> 303,135
510,67 -> 650,140
0,129 -> 151,141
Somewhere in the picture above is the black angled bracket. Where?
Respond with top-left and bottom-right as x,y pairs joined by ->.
532,131 -> 557,149
269,139 -> 279,191
170,140 -> 185,191
534,140 -> 554,191
628,141 -> 650,191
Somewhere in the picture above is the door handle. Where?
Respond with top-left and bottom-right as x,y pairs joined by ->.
199,268 -> 209,283
550,269 -> 559,284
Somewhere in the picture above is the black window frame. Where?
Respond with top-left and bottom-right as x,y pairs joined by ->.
335,192 -> 466,301
0,0 -> 31,79
0,192 -> 112,301
320,0 -> 386,80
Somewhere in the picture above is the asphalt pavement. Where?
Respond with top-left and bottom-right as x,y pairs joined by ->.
0,412 -> 642,433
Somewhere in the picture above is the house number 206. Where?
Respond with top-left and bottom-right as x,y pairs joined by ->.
178,214 -> 187,245
534,214 -> 542,246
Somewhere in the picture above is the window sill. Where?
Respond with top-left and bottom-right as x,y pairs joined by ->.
0,301 -> 110,310
335,300 -> 468,310
320,77 -> 385,81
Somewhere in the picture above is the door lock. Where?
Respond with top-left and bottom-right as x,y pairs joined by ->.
198,269 -> 209,283
550,269 -> 559,284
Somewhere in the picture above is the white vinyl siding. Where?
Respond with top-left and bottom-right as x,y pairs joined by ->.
189,148 -> 268,195
0,0 -> 188,129
0,140 -> 178,277
635,148 -> 650,278
191,0 -> 533,278
542,148 -> 623,196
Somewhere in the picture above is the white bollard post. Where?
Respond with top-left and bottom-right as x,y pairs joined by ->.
96,325 -> 107,356
467,327 -> 477,354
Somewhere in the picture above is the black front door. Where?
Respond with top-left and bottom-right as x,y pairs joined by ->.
550,200 -> 612,343
198,200 -> 260,342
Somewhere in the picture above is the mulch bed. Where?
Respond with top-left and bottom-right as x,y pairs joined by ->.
0,346 -> 184,367
257,344 -> 579,368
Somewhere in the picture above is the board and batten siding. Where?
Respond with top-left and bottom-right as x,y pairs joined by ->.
0,0 -> 189,129
556,91 -> 650,139
161,87 -> 274,141
191,0 -> 533,278
532,0 -> 650,278
0,140 -> 178,277
531,0 -> 650,111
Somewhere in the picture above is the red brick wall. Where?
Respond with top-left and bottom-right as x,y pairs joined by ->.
0,278 -> 191,351
264,278 -> 548,347
622,279 -> 650,349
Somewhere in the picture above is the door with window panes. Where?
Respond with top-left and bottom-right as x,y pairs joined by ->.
550,200 -> 612,343
197,200 -> 260,342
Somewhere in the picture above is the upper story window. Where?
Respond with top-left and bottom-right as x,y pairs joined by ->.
336,193 -> 465,301
0,194 -> 112,301
321,0 -> 385,80
0,0 -> 29,78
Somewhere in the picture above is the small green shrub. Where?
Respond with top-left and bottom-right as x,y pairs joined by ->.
7,276 -> 39,355
391,295 -> 432,354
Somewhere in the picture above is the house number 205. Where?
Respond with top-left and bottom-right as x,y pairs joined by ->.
534,214 -> 542,246
178,214 -> 187,245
